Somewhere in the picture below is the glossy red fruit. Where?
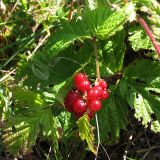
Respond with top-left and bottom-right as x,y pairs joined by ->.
74,73 -> 88,85
76,80 -> 90,92
64,102 -> 73,113
64,90 -> 79,112
99,79 -> 108,89
73,98 -> 87,113
94,85 -> 103,94
100,90 -> 109,100
88,100 -> 102,111
74,111 -> 85,119
87,87 -> 101,100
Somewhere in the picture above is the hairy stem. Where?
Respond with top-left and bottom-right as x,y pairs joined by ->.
93,37 -> 100,80
137,16 -> 160,58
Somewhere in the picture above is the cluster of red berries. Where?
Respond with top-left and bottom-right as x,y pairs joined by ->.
64,73 -> 109,119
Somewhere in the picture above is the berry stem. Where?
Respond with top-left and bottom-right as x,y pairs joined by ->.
137,16 -> 160,58
95,113 -> 100,159
93,37 -> 100,80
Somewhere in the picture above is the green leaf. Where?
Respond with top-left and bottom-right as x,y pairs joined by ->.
55,77 -> 73,105
118,59 -> 160,133
3,87 -> 59,155
46,20 -> 90,60
96,90 -> 128,144
129,27 -> 154,51
20,0 -> 27,10
96,5 -> 127,40
102,30 -> 126,74
31,63 -> 49,80
3,107 -> 58,155
124,59 -> 160,83
12,87 -> 46,109
77,115 -> 96,154
83,7 -> 112,36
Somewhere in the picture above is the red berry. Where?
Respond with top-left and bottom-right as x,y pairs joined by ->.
64,102 -> 73,112
76,80 -> 90,92
100,90 -> 109,100
64,90 -> 79,112
99,79 -> 108,89
94,85 -> 103,94
74,73 -> 88,85
74,111 -> 85,119
73,98 -> 87,113
88,100 -> 102,111
87,87 -> 101,100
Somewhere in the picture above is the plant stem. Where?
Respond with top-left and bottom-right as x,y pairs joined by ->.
68,0 -> 75,21
95,113 -> 100,160
93,37 -> 100,80
137,16 -> 160,58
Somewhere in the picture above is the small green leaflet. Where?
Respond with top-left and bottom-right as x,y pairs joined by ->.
77,115 -> 96,154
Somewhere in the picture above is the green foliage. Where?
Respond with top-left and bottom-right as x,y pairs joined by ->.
97,89 -> 128,144
119,59 -> 160,132
129,27 -> 154,51
96,5 -> 127,40
77,115 -> 96,154
3,87 -> 59,155
45,20 -> 91,60
102,30 -> 126,75
45,4 -> 129,61
1,0 -> 160,159
84,0 -> 97,10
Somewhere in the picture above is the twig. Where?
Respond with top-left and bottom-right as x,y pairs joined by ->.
0,68 -> 16,83
137,16 -> 160,58
68,0 -> 75,21
6,0 -> 18,21
100,143 -> 110,160
141,146 -> 160,160
144,128 -> 151,149
137,146 -> 160,153
93,37 -> 100,80
27,33 -> 50,60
